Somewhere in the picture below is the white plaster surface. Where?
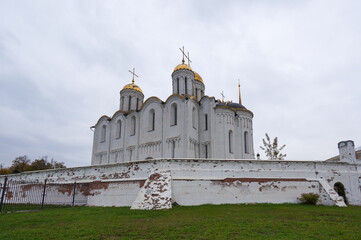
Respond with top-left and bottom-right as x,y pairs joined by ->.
131,171 -> 172,210
1,156 -> 360,208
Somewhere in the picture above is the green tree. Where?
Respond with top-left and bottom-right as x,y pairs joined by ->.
10,155 -> 31,173
30,157 -> 53,170
6,156 -> 66,174
50,159 -> 66,169
260,133 -> 286,160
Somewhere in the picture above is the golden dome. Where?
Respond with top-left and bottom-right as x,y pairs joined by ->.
173,63 -> 193,72
122,80 -> 143,94
193,71 -> 204,84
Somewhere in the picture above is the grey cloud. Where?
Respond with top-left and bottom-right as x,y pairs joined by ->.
0,0 -> 360,167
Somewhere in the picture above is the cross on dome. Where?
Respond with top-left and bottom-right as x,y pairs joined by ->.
179,46 -> 191,65
187,52 -> 192,66
238,79 -> 242,105
220,91 -> 225,102
128,67 -> 139,84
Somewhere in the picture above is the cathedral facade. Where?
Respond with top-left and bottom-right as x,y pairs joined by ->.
91,57 -> 255,165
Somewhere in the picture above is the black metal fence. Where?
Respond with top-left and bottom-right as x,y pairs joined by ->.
0,177 -> 88,213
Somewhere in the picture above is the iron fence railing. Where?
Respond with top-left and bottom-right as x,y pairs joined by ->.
0,177 -> 88,213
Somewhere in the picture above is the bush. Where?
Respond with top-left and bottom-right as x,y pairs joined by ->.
298,193 -> 320,205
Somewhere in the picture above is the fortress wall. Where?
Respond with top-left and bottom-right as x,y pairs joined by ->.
1,159 -> 360,207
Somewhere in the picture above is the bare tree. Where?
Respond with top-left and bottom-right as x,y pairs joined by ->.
260,133 -> 286,160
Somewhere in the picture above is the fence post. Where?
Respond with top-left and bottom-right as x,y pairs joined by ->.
0,176 -> 8,213
41,179 -> 47,210
72,182 -> 76,207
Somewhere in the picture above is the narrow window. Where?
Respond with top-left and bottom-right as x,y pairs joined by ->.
177,78 -> 179,94
244,131 -> 249,154
174,105 -> 177,125
116,120 -> 121,139
205,145 -> 208,159
136,98 -> 139,110
195,88 -> 198,99
205,114 -> 208,130
229,130 -> 233,153
128,96 -> 132,111
149,109 -> 155,131
170,104 -> 177,126
192,107 -> 196,129
100,125 -> 106,142
152,111 -> 155,130
121,96 -> 124,111
172,141 -> 175,158
131,116 -> 136,136
129,149 -> 133,161
185,77 -> 188,95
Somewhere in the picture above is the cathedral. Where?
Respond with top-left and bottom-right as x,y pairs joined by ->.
2,49 -> 360,209
91,50 -> 255,165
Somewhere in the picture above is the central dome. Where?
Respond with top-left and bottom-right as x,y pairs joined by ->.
173,63 -> 192,72
122,82 -> 143,94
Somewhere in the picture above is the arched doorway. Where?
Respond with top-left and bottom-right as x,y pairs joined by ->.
334,182 -> 348,205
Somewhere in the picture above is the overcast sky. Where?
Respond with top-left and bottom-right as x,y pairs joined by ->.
0,0 -> 360,167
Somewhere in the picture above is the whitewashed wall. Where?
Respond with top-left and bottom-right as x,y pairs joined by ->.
2,156 -> 360,207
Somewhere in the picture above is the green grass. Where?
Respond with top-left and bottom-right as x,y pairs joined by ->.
1,204 -> 361,239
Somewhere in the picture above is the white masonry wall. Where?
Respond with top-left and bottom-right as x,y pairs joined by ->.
1,158 -> 360,207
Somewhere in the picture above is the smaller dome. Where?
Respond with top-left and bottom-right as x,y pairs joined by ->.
193,71 -> 204,84
216,101 -> 246,110
122,82 -> 143,94
227,102 -> 246,110
173,63 -> 192,72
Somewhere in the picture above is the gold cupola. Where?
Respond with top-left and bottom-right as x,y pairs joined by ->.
122,79 -> 143,94
193,71 -> 204,84
173,59 -> 193,73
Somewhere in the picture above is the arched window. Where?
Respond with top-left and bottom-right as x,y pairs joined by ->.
121,96 -> 124,111
149,109 -> 155,131
229,130 -> 233,153
131,116 -> 136,136
116,120 -> 121,139
170,103 -> 177,126
192,107 -> 197,129
128,96 -> 132,111
185,77 -> 188,95
176,78 -> 180,94
204,114 -> 208,130
100,125 -> 106,142
244,131 -> 249,154
136,98 -> 139,110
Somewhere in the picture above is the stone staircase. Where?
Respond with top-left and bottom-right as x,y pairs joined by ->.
131,171 -> 172,210
317,179 -> 347,207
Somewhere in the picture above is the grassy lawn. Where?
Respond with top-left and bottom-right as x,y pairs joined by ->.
1,204 -> 360,240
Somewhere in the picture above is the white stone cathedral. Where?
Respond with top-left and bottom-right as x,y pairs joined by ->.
91,53 -> 255,165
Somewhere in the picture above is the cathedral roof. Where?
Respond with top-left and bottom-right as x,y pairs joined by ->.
216,101 -> 253,116
193,71 -> 204,84
122,81 -> 143,94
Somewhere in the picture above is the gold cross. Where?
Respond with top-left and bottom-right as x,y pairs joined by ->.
238,79 -> 242,105
128,67 -> 138,84
187,52 -> 192,66
179,46 -> 191,65
179,46 -> 186,64
220,91 -> 225,102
